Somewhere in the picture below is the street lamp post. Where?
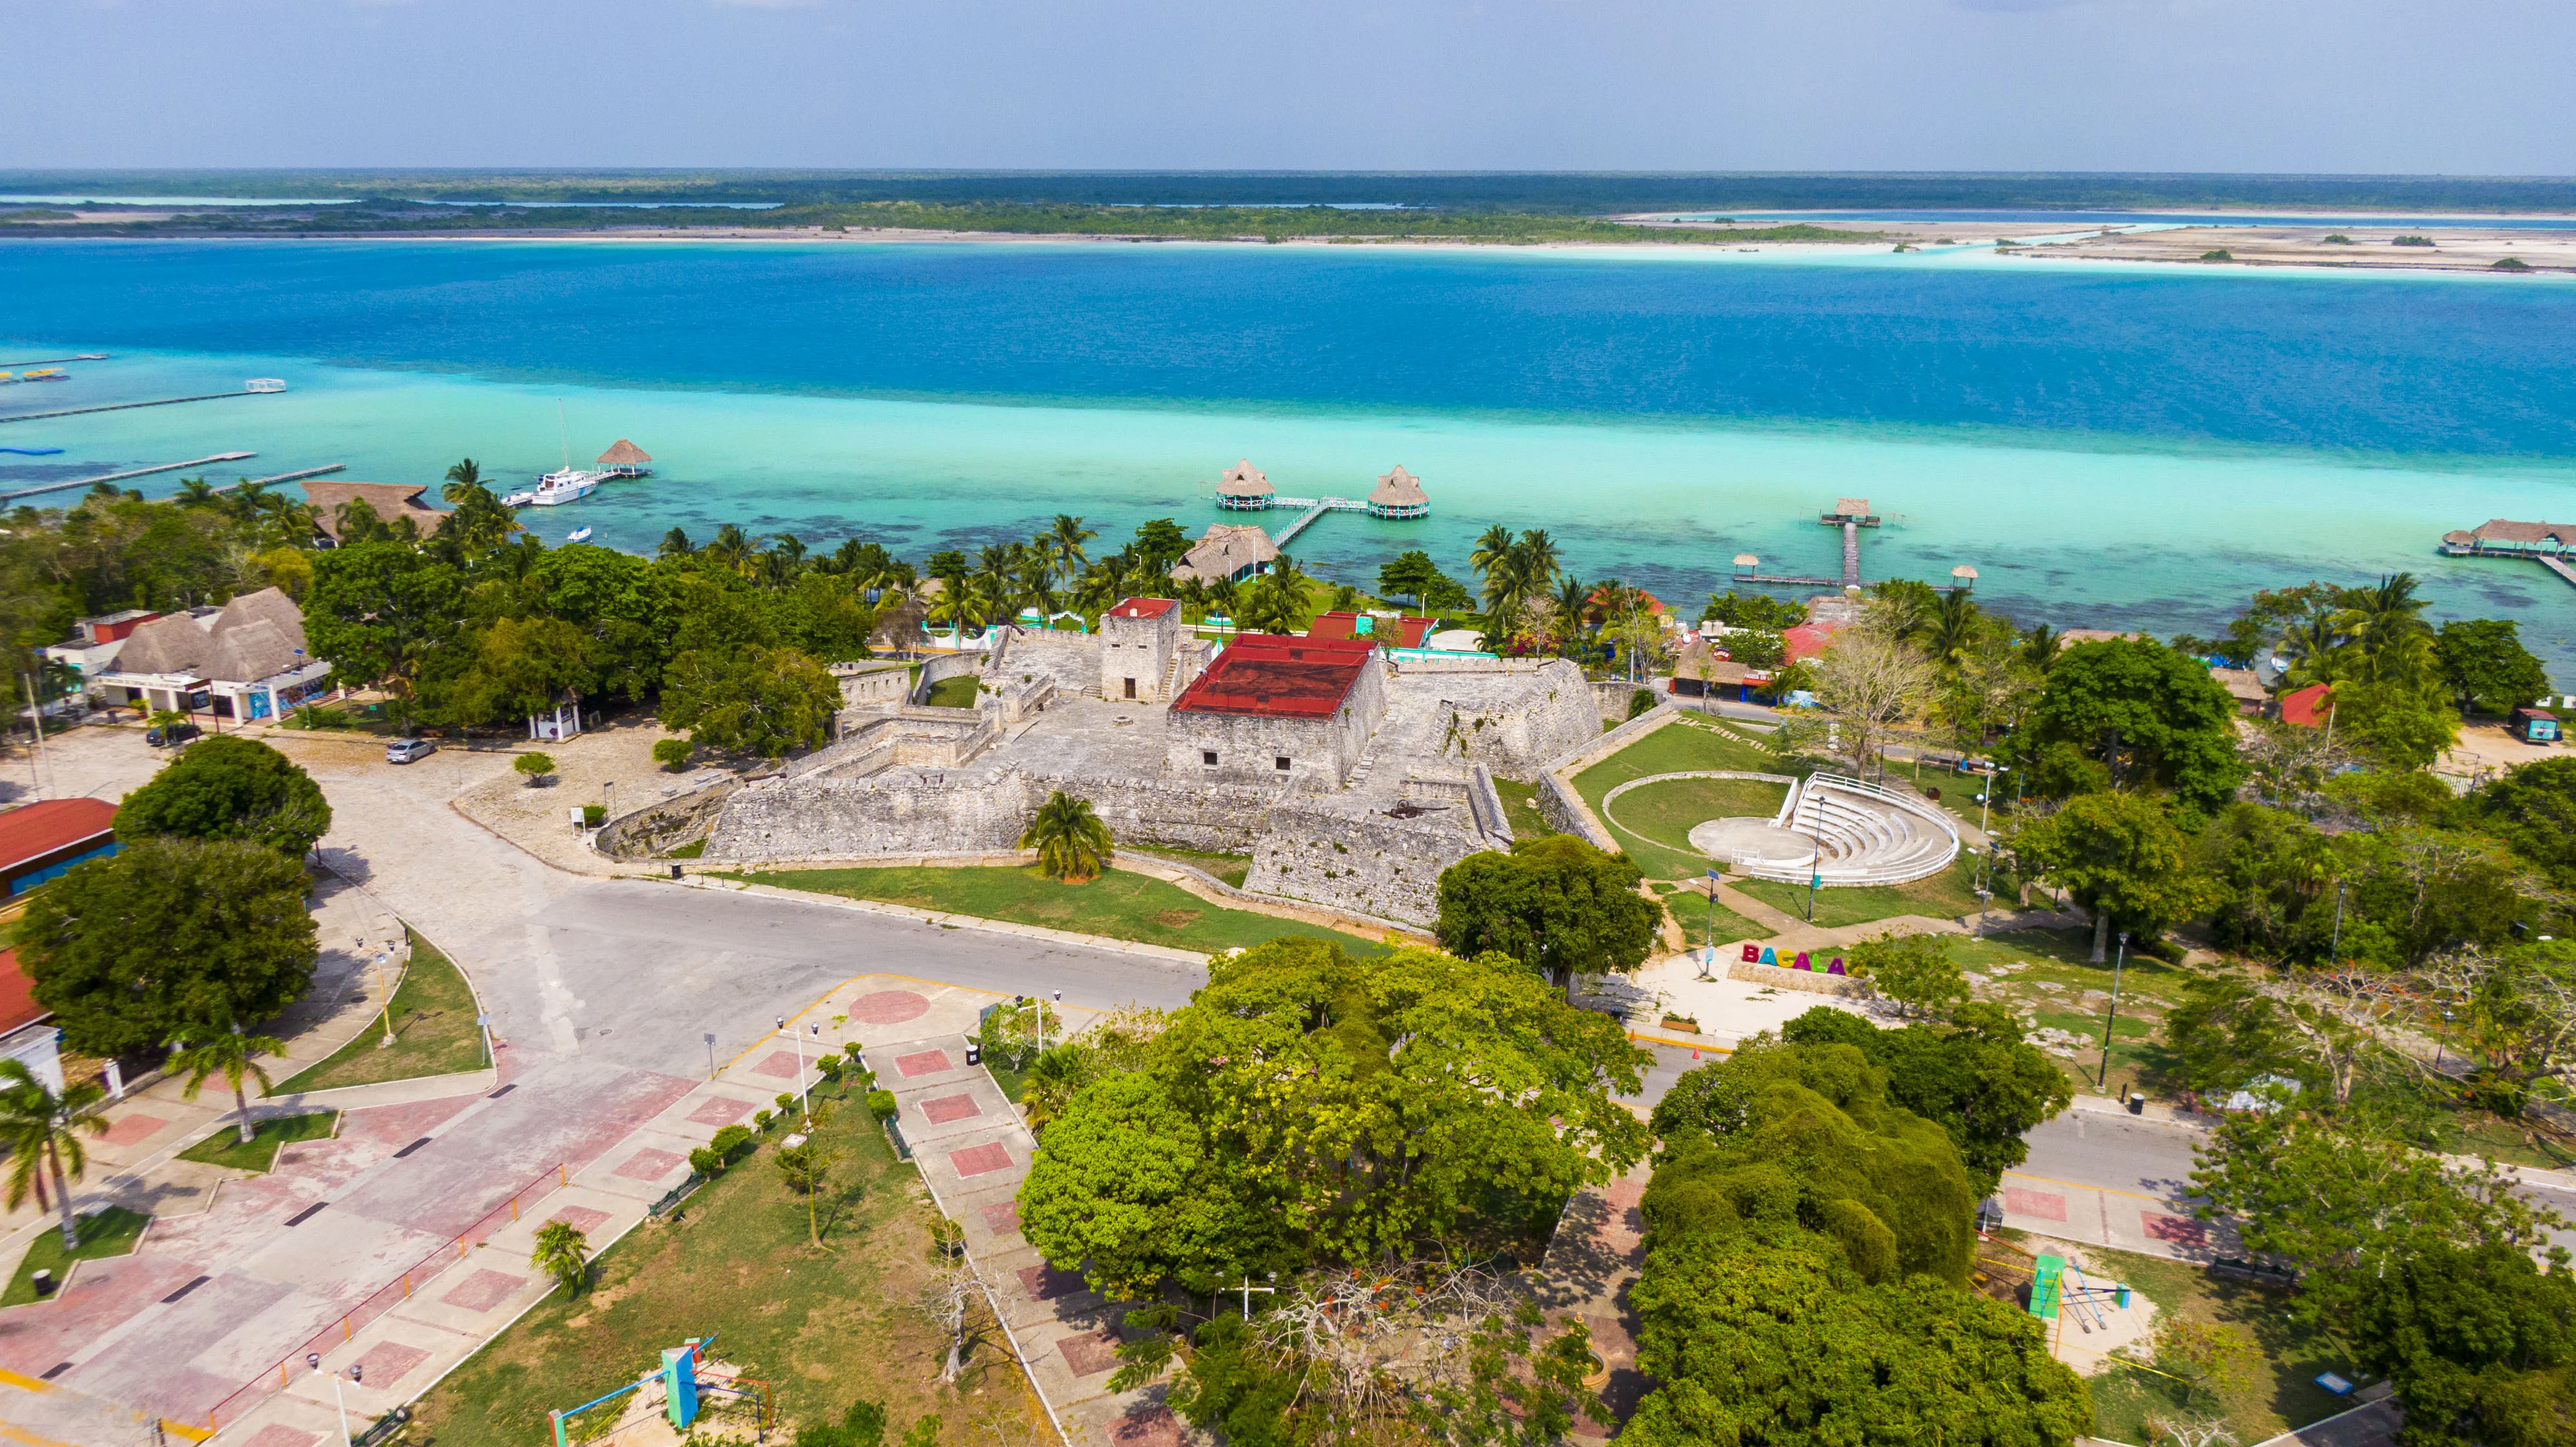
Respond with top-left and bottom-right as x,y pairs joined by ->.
2096,932 -> 2128,1089
1701,867 -> 1720,979
1804,837 -> 1821,923
703,1031 -> 718,1079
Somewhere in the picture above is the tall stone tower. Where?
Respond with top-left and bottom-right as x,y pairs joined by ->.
1100,597 -> 1184,702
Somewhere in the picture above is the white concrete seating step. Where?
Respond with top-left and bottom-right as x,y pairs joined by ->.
1746,773 -> 1960,888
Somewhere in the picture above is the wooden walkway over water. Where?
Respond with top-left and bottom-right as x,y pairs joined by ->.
2,452 -> 256,501
0,387 -> 277,425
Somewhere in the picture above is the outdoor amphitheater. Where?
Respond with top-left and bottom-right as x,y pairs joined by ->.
1604,769 -> 1962,886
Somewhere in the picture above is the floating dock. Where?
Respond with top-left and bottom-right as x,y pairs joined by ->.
1727,498 -> 1971,594
0,385 -> 282,425
1,453 -> 257,501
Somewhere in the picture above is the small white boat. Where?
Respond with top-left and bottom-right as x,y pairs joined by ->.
566,526 -> 592,543
504,403 -> 603,507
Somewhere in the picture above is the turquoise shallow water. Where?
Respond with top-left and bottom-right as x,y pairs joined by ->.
5,239 -> 2576,671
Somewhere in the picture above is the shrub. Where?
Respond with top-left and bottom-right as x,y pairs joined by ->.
2322,232 -> 2355,244
581,804 -> 605,827
867,1089 -> 898,1121
688,1146 -> 723,1177
1851,929 -> 1967,1018
2491,256 -> 2533,272
709,1124 -> 752,1159
514,752 -> 556,786
2393,234 -> 2435,247
775,1092 -> 796,1111
816,1055 -> 844,1081
2200,248 -> 2233,261
652,737 -> 693,771
753,1108 -> 774,1131
1627,688 -> 1656,720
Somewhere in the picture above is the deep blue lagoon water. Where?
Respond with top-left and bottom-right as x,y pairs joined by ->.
5,239 -> 2576,668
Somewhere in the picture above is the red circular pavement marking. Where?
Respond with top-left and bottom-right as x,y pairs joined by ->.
848,989 -> 931,1024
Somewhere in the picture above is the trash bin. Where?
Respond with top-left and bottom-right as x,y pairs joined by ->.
2128,1095 -> 2145,1115
670,864 -> 683,880
30,1268 -> 54,1298
964,1040 -> 982,1067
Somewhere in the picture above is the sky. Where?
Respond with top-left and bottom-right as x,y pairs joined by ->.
5,0 -> 2573,174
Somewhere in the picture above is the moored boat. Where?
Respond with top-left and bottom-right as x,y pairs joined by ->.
567,525 -> 593,543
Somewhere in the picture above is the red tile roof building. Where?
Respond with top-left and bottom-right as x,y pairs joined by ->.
0,798 -> 118,896
2280,682 -> 2335,729
1169,634 -> 1387,784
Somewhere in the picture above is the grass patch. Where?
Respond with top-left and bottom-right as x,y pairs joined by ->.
1123,846 -> 1253,889
273,929 -> 486,1094
1670,886 -> 1776,947
3,1206 -> 150,1306
177,1111 -> 337,1173
665,838 -> 707,860
732,865 -> 1387,957
1947,926 -> 2195,1096
921,674 -> 980,709
1609,776 -> 1788,857
1491,779 -> 1555,841
1735,856 -> 1989,930
408,1080 -> 1040,1447
1572,718 -> 1797,879
2075,1244 -> 2363,1446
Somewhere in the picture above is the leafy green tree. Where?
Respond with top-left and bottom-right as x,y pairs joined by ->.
1700,589 -> 1807,630
525,543 -> 670,701
2015,791 -> 2220,962
1376,549 -> 1442,608
112,736 -> 330,857
659,645 -> 841,758
2350,1240 -> 2575,1447
2195,802 -> 2342,964
2436,618 -> 2553,717
423,615 -> 594,728
1434,836 -> 1662,982
652,737 -> 692,771
1629,1035 -> 2089,1444
18,838 -> 318,1057
1018,939 -> 1650,1297
779,572 -> 876,661
0,1058 -> 109,1251
514,752 -> 555,786
530,1219 -> 590,1294
2160,976 -> 2302,1098
1776,1004 -> 2073,1197
2190,1108 -> 2568,1333
2475,757 -> 2576,887
168,1024 -> 285,1146
1848,929 -> 1967,1018
775,1137 -> 837,1245
1019,791 -> 1112,883
2331,678 -> 2460,770
1725,627 -> 1787,671
303,541 -> 465,726
2024,638 -> 2244,812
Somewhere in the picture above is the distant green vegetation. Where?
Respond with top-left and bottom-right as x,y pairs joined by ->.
2491,256 -> 2533,272
2199,249 -> 2234,261
2322,232 -> 2355,243
2393,234 -> 2437,247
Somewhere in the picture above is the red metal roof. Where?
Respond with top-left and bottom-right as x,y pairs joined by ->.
1109,597 -> 1178,620
2280,683 -> 2333,729
0,949 -> 45,1036
1780,622 -> 1843,665
1305,612 -> 1436,647
1172,634 -> 1375,718
0,799 -> 116,871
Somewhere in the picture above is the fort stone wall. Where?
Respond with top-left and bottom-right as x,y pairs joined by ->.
1247,805 -> 1494,927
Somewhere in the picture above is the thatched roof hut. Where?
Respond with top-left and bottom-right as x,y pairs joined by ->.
597,439 -> 652,467
1365,465 -> 1429,519
1215,460 -> 1274,511
300,481 -> 447,544
1171,523 -> 1279,585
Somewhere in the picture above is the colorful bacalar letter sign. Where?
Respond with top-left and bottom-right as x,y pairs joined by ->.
1741,944 -> 1847,974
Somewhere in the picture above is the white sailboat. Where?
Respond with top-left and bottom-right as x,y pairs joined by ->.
501,401 -> 606,507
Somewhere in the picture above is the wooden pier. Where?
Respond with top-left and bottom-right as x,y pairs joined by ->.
2,452 -> 256,501
0,354 -> 108,369
0,387 -> 280,425
217,464 -> 343,492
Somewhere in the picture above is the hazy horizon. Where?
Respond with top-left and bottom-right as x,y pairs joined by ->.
5,0 -> 2571,176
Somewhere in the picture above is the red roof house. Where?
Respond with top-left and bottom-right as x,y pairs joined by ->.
2279,683 -> 2335,729
0,798 -> 118,896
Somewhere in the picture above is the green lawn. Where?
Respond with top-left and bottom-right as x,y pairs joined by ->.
408,1078 -> 1043,1446
665,838 -> 707,860
732,865 -> 1387,956
1571,718 -> 1798,880
1667,884 -> 1775,947
177,1111 -> 338,1173
274,929 -> 487,1094
1122,846 -> 1253,889
3,1207 -> 150,1306
1947,926 -> 2195,1096
1736,856 -> 1989,929
1490,779 -> 1555,841
2070,1242 -> 2362,1447
921,674 -> 980,708
1603,776 -> 1790,878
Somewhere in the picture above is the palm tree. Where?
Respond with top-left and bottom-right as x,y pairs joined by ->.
2279,608 -> 2350,689
441,458 -> 486,503
1468,524 -> 1515,582
1512,529 -> 1562,588
2020,623 -> 2062,673
172,477 -> 221,509
530,1219 -> 590,1294
169,1024 -> 286,1146
1920,590 -> 1984,667
0,1058 -> 108,1251
705,523 -> 754,574
658,527 -> 696,560
1020,791 -> 1113,882
1020,1045 -> 1092,1134
768,533 -> 809,574
974,545 -> 1021,623
1014,547 -> 1060,618
1238,556 -> 1311,634
1207,576 -> 1241,625
1553,576 -> 1592,651
1044,515 -> 1097,580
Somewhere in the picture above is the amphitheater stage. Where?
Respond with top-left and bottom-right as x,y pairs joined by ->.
1688,816 -> 1815,870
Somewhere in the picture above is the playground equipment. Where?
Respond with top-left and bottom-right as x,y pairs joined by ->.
549,1334 -> 769,1446
2029,1254 -> 2131,1339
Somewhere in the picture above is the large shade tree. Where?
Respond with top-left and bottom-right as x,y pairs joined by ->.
2024,638 -> 2244,813
1434,835 -> 1662,982
1018,938 -> 1651,1299
112,735 -> 331,857
18,838 -> 319,1057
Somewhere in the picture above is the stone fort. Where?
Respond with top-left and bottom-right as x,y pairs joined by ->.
703,598 -> 1600,926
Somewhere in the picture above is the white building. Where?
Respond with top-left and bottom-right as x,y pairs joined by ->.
91,587 -> 334,722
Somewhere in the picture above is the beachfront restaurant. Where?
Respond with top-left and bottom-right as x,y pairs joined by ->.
91,587 -> 334,722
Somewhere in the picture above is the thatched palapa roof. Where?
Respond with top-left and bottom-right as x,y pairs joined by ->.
1171,523 -> 1279,585
105,587 -> 310,683
1367,465 -> 1427,509
301,481 -> 448,543
1214,460 -> 1274,500
597,440 -> 652,467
